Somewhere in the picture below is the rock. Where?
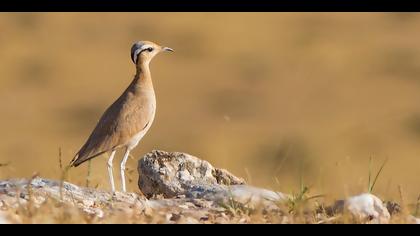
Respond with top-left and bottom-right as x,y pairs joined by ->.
0,151 -> 287,223
0,211 -> 10,224
385,201 -> 402,216
0,177 -> 148,218
344,193 -> 391,224
1,150 -> 406,224
138,150 -> 245,198
407,215 -> 420,224
0,177 -> 205,222
138,150 -> 287,208
0,175 -> 284,223
322,193 -> 391,223
194,184 -> 287,209
4,150 -> 380,223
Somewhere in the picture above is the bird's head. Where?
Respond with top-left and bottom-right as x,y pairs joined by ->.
130,41 -> 173,66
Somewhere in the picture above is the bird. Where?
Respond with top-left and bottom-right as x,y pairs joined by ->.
69,41 -> 173,193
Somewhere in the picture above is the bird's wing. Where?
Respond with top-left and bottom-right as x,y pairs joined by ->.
70,91 -> 155,167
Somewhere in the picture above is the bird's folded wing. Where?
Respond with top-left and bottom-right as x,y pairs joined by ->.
70,94 -> 154,167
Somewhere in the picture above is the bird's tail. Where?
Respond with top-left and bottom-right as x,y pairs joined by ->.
69,150 -> 107,167
68,152 -> 80,167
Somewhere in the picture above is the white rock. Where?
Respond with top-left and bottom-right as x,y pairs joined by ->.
229,185 -> 287,203
0,150 -> 291,223
0,177 -> 148,218
407,215 -> 420,224
344,193 -> 390,224
138,150 -> 245,198
138,150 -> 287,209
0,211 -> 10,224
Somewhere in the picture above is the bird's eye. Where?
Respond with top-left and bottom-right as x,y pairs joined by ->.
147,47 -> 154,52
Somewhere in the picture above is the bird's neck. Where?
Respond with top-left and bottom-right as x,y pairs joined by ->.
134,62 -> 153,90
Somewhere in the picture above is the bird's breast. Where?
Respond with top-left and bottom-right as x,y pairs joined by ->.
125,93 -> 156,150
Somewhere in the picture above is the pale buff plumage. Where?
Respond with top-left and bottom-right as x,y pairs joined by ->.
70,41 -> 173,192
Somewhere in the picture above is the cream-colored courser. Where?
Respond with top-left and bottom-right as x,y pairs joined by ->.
70,41 -> 173,193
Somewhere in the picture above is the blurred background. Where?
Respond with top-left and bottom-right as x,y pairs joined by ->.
1,13 -> 420,201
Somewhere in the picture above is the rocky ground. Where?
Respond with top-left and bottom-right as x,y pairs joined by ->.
0,150 -> 418,224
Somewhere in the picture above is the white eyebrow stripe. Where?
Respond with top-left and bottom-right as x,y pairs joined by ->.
140,44 -> 153,50
133,44 -> 155,63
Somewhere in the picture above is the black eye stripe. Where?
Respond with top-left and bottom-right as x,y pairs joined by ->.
140,47 -> 154,53
131,46 -> 154,64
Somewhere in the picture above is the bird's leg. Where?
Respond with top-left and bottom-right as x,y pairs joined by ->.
107,150 -> 116,193
120,147 -> 131,193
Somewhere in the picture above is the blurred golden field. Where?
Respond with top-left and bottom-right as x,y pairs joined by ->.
1,13 -> 420,203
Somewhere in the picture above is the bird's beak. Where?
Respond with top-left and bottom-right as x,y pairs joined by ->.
162,46 -> 174,52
